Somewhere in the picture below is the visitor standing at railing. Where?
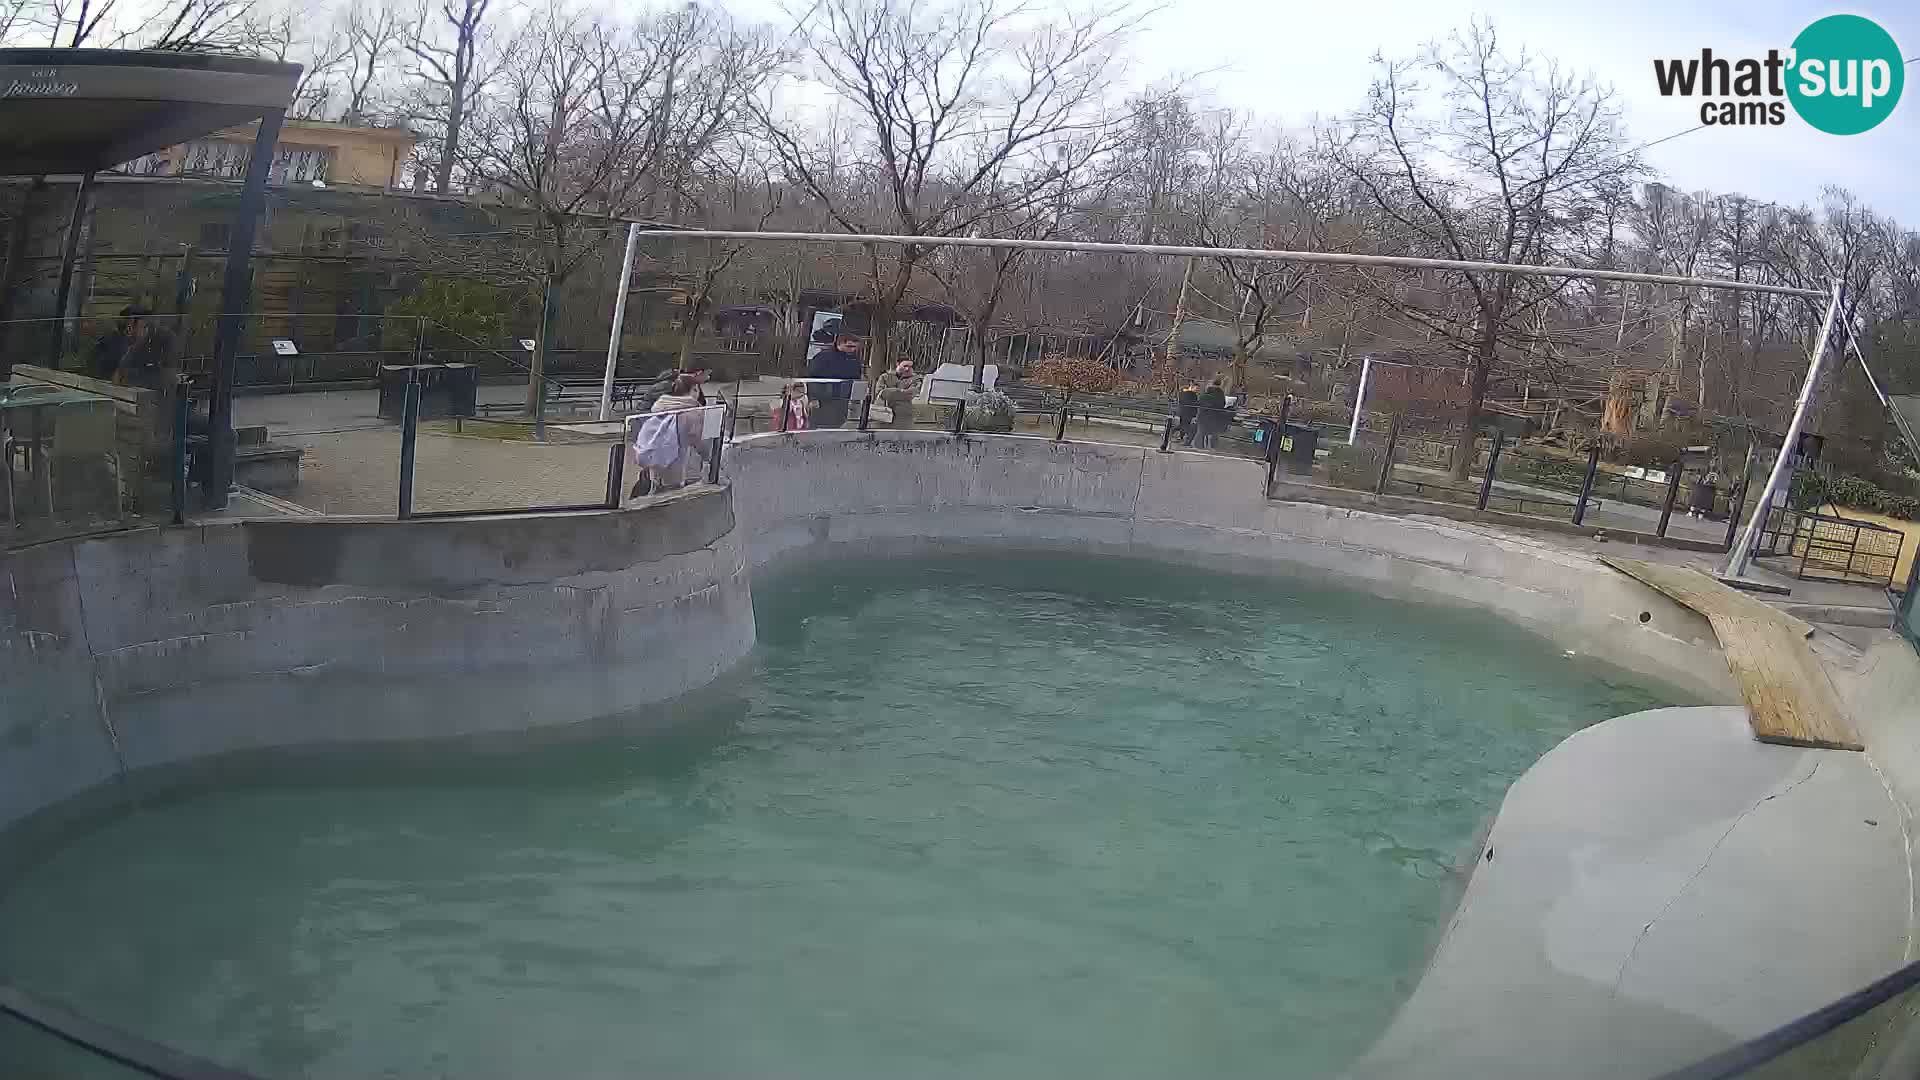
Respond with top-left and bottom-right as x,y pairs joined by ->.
1176,384 -> 1200,444
777,381 -> 813,431
1193,380 -> 1229,449
877,360 -> 919,429
1689,470 -> 1720,519
630,375 -> 708,496
806,334 -> 863,428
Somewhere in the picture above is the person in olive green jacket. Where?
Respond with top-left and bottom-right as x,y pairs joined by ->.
876,360 -> 920,429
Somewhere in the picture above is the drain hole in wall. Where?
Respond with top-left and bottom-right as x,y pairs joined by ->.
1639,611 -> 1651,623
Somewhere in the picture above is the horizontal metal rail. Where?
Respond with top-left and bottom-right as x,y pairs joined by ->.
633,230 -> 1827,299
0,983 -> 263,1080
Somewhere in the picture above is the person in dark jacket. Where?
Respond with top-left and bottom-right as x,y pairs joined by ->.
1193,379 -> 1230,448
1175,385 -> 1200,444
90,306 -> 175,389
806,334 -> 863,428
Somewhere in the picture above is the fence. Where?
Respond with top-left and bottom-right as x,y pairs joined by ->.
1750,506 -> 1906,590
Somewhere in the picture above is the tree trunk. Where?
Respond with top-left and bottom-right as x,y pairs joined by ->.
435,81 -> 465,194
1228,343 -> 1249,396
1451,276 -> 1510,482
525,272 -> 553,416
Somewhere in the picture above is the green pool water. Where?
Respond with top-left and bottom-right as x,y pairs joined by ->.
0,553 -> 1670,1078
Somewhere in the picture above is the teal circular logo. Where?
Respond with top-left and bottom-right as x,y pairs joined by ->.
1787,14 -> 1904,135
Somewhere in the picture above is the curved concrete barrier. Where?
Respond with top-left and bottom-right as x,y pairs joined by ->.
726,429 -> 1738,704
1353,706 -> 1910,1079
0,488 -> 754,834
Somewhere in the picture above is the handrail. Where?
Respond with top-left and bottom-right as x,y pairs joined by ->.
0,983 -> 264,1080
1654,956 -> 1920,1079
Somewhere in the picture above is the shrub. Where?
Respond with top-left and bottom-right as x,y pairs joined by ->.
1025,355 -> 1120,395
1797,470 -> 1920,520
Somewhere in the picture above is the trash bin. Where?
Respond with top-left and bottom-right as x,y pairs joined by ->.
378,364 -> 479,420
1274,423 -> 1318,476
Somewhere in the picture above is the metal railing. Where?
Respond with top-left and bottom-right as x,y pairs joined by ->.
1751,505 -> 1906,589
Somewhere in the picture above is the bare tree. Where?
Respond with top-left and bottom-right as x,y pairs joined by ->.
462,4 -> 784,413
404,0 -> 497,193
1336,20 -> 1642,479
753,0 -> 1139,377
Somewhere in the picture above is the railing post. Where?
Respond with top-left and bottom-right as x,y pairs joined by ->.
1724,444 -> 1755,552
1374,414 -> 1400,495
169,376 -> 190,526
397,372 -> 420,519
1656,460 -> 1683,537
1476,429 -> 1504,511
949,398 -> 966,436
1572,443 -> 1601,526
1054,405 -> 1069,442
1160,415 -> 1174,452
858,387 -> 873,432
604,440 -> 625,509
708,408 -> 725,483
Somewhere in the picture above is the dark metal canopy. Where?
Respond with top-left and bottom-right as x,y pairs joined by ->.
0,49 -> 300,176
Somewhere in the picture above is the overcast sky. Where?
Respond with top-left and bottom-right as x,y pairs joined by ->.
1133,0 -> 1920,221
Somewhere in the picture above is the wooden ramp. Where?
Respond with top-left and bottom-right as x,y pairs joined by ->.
1600,556 -> 1862,751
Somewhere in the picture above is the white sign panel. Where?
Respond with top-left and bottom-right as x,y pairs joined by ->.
520,339 -> 537,352
271,339 -> 298,355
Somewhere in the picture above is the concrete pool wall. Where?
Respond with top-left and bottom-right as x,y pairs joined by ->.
0,487 -> 753,835
726,429 -> 1738,704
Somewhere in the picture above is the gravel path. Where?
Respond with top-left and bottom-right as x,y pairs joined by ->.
282,428 -> 617,516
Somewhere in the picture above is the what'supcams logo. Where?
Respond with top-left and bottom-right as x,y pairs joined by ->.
1653,14 -> 1903,134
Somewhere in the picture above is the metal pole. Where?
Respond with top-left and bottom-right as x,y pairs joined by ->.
949,398 -> 966,436
1348,355 -> 1372,445
1726,281 -> 1844,579
1477,430 -> 1504,511
604,441 -> 625,508
49,171 -> 94,367
1657,460 -> 1683,537
634,230 -> 1826,299
205,108 -> 284,510
858,389 -> 873,432
1724,443 -> 1756,551
1573,444 -> 1601,526
599,222 -> 641,421
1160,415 -> 1174,452
1375,415 -> 1400,495
397,373 -> 420,519
1054,405 -> 1069,442
169,376 -> 190,526
707,432 -> 724,484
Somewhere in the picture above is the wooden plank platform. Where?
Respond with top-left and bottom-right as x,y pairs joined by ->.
1601,556 -> 1862,751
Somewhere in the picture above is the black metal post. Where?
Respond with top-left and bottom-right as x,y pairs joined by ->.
1160,416 -> 1174,452
1277,393 -> 1292,432
1476,430 -> 1505,511
1656,460 -> 1683,537
949,398 -> 966,436
48,171 -> 95,367
858,390 -> 872,431
1725,443 -> 1756,552
708,435 -> 724,484
604,441 -> 625,508
1374,415 -> 1400,495
169,377 -> 190,526
1572,444 -> 1601,525
397,374 -> 420,519
1054,405 -> 1069,442
205,109 -> 285,510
